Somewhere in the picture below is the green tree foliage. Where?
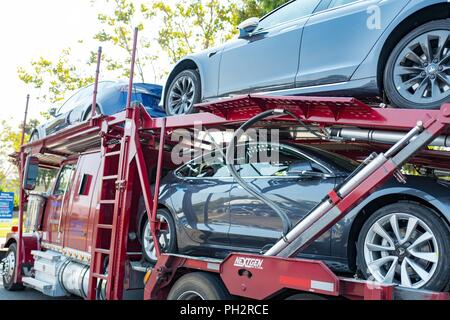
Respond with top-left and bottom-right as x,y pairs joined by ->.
0,120 -> 31,208
18,48 -> 94,104
12,0 -> 290,179
148,0 -> 291,64
17,48 -> 94,115
152,0 -> 238,64
234,0 -> 290,23
18,0 -> 290,104
10,0 -> 292,207
93,0 -> 159,82
0,119 -> 57,208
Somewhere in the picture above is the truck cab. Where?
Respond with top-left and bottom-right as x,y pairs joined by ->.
40,153 -> 99,256
2,150 -> 145,299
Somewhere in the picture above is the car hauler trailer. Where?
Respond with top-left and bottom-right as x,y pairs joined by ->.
2,29 -> 450,300
1,92 -> 450,300
143,96 -> 450,301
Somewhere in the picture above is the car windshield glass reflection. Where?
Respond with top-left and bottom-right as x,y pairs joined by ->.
56,82 -> 113,115
234,144 -> 325,177
178,154 -> 230,178
54,165 -> 75,196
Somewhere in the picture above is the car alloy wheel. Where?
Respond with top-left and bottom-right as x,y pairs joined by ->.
393,29 -> 450,104
167,76 -> 196,115
143,214 -> 172,262
363,212 -> 439,289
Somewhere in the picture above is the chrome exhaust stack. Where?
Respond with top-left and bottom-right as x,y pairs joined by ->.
327,127 -> 450,148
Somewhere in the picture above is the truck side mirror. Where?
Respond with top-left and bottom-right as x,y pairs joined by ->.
23,156 -> 39,191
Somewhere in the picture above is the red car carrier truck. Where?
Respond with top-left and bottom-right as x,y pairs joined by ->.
1,30 -> 450,301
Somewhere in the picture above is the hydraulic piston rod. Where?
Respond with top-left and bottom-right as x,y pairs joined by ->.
264,121 -> 426,257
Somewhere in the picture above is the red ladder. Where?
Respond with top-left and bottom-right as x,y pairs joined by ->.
87,118 -> 131,300
86,106 -> 155,300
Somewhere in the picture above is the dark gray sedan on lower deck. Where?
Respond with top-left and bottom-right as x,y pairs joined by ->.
139,143 -> 450,292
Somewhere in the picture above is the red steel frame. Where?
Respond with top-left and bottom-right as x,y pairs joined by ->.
144,96 -> 450,301
12,94 -> 450,300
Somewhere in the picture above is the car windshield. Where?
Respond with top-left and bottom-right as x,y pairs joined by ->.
56,81 -> 114,115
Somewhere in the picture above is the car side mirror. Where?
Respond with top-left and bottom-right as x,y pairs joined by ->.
48,108 -> 57,117
287,161 -> 314,176
23,156 -> 39,191
238,17 -> 260,38
287,161 -> 331,179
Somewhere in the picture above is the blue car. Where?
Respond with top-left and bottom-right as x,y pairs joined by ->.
163,0 -> 450,115
30,81 -> 165,141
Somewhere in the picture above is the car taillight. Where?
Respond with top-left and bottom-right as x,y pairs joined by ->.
11,226 -> 18,232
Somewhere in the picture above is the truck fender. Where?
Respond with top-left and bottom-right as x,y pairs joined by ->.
3,232 -> 40,265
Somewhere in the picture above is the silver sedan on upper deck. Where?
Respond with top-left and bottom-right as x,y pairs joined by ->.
163,0 -> 450,115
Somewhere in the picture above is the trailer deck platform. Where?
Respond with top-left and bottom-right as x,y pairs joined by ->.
9,93 -> 450,300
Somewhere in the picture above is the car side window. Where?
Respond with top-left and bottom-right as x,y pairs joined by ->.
237,144 -> 326,177
57,94 -> 78,115
53,164 -> 75,196
257,0 -> 322,31
328,0 -> 360,9
57,85 -> 93,115
177,154 -> 230,178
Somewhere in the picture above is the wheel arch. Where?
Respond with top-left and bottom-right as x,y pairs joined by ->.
346,193 -> 450,271
3,237 -> 16,249
137,202 -> 173,240
163,59 -> 202,103
377,2 -> 450,92
2,233 -> 39,265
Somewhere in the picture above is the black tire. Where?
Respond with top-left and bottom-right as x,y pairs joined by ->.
285,293 -> 328,300
356,202 -> 450,291
384,19 -> 450,109
167,272 -> 231,300
2,243 -> 25,291
141,208 -> 177,264
164,69 -> 201,116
